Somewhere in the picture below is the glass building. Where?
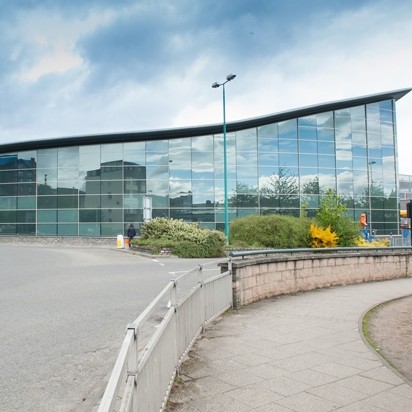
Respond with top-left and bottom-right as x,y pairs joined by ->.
0,88 -> 410,237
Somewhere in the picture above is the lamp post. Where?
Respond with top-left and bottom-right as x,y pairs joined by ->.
212,74 -> 236,243
368,160 -> 376,235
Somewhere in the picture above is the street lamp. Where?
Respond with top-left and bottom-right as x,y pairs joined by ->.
212,74 -> 236,242
368,160 -> 376,235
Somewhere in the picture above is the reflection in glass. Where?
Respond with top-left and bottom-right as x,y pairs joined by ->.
258,124 -> 278,139
101,143 -> 123,163
236,128 -> 257,151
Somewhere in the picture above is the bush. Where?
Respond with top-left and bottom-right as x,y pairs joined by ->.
315,189 -> 360,247
355,237 -> 390,247
310,224 -> 338,248
230,214 -> 311,249
139,217 -> 226,258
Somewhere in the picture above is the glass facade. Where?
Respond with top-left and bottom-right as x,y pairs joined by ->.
0,95 -> 404,237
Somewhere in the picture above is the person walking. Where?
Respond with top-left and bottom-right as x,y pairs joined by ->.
127,223 -> 136,248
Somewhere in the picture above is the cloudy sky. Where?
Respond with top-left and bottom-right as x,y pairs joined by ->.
1,0 -> 412,173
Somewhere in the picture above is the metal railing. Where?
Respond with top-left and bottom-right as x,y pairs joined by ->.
98,258 -> 232,412
229,245 -> 412,259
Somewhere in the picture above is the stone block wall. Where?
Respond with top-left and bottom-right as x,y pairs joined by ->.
224,251 -> 412,309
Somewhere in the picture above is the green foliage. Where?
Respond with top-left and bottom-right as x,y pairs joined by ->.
315,189 -> 360,247
230,214 -> 311,249
139,217 -> 225,258
309,224 -> 338,248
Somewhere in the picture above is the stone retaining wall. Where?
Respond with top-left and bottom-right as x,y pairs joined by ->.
222,251 -> 412,309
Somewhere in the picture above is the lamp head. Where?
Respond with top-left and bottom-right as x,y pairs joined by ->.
211,82 -> 220,88
226,74 -> 236,81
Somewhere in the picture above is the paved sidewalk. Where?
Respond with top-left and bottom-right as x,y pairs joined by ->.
167,278 -> 412,411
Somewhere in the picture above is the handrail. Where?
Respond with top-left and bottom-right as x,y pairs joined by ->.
98,258 -> 232,412
229,246 -> 412,258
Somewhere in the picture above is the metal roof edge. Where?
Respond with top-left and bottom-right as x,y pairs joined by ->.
1,88 -> 410,154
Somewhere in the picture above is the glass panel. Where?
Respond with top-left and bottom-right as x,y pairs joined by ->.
317,112 -> 334,128
37,224 -> 57,236
278,152 -> 298,167
337,170 -> 353,195
236,151 -> 257,165
101,195 -> 123,208
192,150 -> 213,164
0,171 -> 17,184
58,196 -> 78,208
18,196 -> 36,209
351,117 -> 366,132
58,147 -> 79,168
124,180 -> 146,194
58,209 -> 78,222
258,124 -> 278,139
351,105 -> 365,118
80,209 -> 101,222
214,133 -> 236,164
124,165 -> 146,180
152,196 -> 168,208
58,224 -> 78,236
319,169 -> 336,191
298,115 -> 316,127
124,209 -> 143,225
146,140 -> 168,152
237,164 -> 257,180
232,194 -> 258,207
258,138 -> 278,152
236,128 -> 257,151
0,196 -> 17,208
17,169 -> 36,183
278,119 -> 297,139
169,138 -> 192,164
124,142 -> 145,152
299,155 -> 317,168
101,223 -> 123,236
381,123 -> 394,145
101,180 -> 123,194
318,155 -> 336,169
146,165 -> 168,179
192,135 -> 214,152
317,128 -> 334,141
124,195 -> 143,209
380,100 -> 393,111
0,184 -> 16,196
0,211 -> 16,223
317,141 -> 334,155
37,149 -> 57,168
38,196 -> 58,208
17,224 -> 36,235
258,152 -> 278,167
279,139 -> 298,153
18,150 -> 37,165
335,116 -> 351,131
192,164 -> 214,179
80,190 -> 101,207
17,210 -> 35,223
298,126 -> 317,140
37,208 -> 56,223
299,140 -> 317,153
101,143 -> 123,164
146,180 -> 169,194
101,209 -> 123,222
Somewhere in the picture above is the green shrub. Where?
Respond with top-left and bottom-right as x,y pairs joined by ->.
315,189 -> 360,247
139,218 -> 226,258
230,214 -> 311,248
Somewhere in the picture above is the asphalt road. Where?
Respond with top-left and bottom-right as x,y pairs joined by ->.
0,244 -> 219,412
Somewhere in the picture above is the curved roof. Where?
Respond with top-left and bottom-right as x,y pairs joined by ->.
0,88 -> 410,154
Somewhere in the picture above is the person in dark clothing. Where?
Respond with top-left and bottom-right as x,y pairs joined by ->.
127,223 -> 136,248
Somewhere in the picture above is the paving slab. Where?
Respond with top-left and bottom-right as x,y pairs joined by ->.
166,278 -> 412,411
